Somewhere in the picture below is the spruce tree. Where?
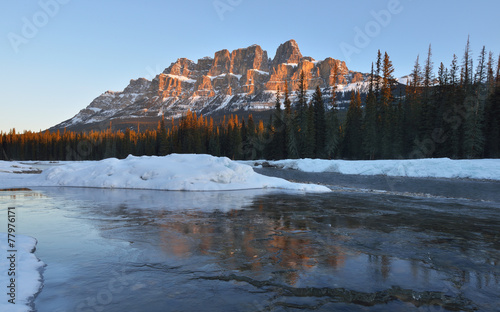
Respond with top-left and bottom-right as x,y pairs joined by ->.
423,44 -> 434,88
486,52 -> 496,95
402,55 -> 423,156
375,50 -> 382,99
228,116 -> 242,159
304,101 -> 316,158
463,95 -> 485,158
380,52 -> 396,158
432,62 -> 449,157
158,116 -> 169,156
296,70 -> 308,157
325,65 -> 340,159
475,46 -> 487,87
463,46 -> 488,158
284,81 -> 291,115
283,81 -> 298,158
462,36 -> 472,89
247,114 -> 256,137
419,44 -> 436,145
268,88 -> 286,159
362,63 -> 379,159
444,54 -> 462,158
286,117 -> 299,159
312,86 -> 326,158
460,39 -> 486,158
484,63 -> 500,157
343,91 -> 363,158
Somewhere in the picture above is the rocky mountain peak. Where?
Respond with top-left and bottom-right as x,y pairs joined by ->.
230,44 -> 269,75
272,39 -> 303,69
163,58 -> 196,77
208,49 -> 232,76
123,78 -> 151,93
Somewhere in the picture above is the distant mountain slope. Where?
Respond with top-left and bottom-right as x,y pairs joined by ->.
51,39 -> 402,132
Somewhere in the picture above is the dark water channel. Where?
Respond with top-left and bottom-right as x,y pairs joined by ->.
1,182 -> 499,311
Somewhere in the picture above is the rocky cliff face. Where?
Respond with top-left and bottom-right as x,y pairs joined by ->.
53,40 -> 373,131
272,39 -> 302,68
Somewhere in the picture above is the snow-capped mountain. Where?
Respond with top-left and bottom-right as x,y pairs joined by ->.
51,40 -> 375,131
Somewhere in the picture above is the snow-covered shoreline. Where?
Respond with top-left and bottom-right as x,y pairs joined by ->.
0,234 -> 44,312
0,154 -> 330,193
244,158 -> 500,181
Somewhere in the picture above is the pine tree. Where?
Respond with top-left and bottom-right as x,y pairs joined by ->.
381,52 -> 395,107
432,62 -> 449,157
380,52 -> 396,158
475,46 -> 487,87
157,116 -> 168,156
304,101 -> 316,158
462,36 -> 472,88
297,70 -> 307,116
312,86 -> 326,158
283,81 -> 291,115
241,118 -> 248,147
392,91 -> 405,157
241,115 -> 255,160
484,60 -> 500,157
268,88 -> 286,159
296,70 -> 308,157
325,65 -> 340,159
486,52 -> 496,95
375,50 -> 382,98
463,95 -> 485,158
403,55 -> 422,156
463,46 -> 488,158
343,91 -> 363,158
286,117 -> 299,159
419,44 -> 436,144
363,63 -> 379,159
227,116 -> 242,159
441,54 -> 462,158
247,114 -> 255,137
283,81 -> 298,158
423,44 -> 434,88
460,39 -> 486,158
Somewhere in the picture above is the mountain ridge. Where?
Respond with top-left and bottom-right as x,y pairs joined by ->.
51,39 -> 374,131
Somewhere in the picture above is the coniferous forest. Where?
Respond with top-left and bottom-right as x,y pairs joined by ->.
2,40 -> 500,161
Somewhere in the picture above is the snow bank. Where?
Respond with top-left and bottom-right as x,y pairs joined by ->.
0,234 -> 44,312
0,155 -> 330,192
252,158 -> 500,181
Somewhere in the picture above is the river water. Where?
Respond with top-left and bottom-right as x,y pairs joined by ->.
1,173 -> 499,311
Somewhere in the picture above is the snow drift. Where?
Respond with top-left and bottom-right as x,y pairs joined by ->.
0,154 -> 330,192
251,158 -> 500,180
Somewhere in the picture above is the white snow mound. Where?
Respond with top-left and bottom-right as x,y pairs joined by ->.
0,155 -> 330,192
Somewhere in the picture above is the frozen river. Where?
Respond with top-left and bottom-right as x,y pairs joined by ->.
1,174 -> 499,311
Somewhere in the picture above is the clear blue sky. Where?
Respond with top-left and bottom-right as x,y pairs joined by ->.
1,0 -> 499,132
